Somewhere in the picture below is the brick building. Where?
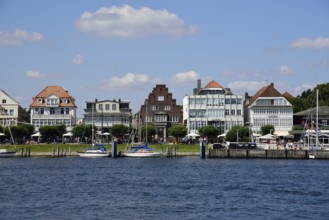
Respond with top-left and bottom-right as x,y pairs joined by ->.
139,84 -> 183,141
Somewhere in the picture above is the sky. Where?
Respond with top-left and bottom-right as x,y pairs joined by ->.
1,0 -> 329,118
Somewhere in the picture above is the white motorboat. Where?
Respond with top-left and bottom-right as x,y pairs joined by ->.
0,149 -> 16,158
123,144 -> 162,158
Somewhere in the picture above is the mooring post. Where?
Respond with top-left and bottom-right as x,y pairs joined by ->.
200,141 -> 206,159
21,148 -> 24,158
112,141 -> 117,158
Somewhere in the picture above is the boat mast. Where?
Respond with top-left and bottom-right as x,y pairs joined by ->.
92,101 -> 94,146
316,89 -> 319,148
145,101 -> 148,145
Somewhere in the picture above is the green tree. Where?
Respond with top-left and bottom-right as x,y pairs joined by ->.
261,125 -> 275,136
141,124 -> 156,143
39,126 -> 61,143
23,108 -> 31,123
111,124 -> 129,141
4,125 -> 29,144
72,124 -> 93,142
169,124 -> 187,143
198,125 -> 220,143
226,125 -> 250,142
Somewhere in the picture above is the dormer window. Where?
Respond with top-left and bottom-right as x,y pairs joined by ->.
63,98 -> 68,104
158,96 -> 164,101
38,98 -> 42,104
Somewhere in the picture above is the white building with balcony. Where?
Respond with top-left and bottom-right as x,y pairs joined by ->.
183,80 -> 244,135
83,99 -> 131,134
30,86 -> 77,131
0,89 -> 24,126
244,82 -> 293,136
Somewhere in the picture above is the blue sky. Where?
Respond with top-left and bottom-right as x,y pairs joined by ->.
1,0 -> 329,117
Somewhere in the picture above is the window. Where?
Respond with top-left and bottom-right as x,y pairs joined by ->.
164,105 -> 171,111
35,108 -> 39,113
225,110 -> 230,115
152,105 -> 159,111
231,110 -> 235,115
61,108 -> 64,114
99,104 -> 103,111
171,116 -> 179,122
237,110 -> 241,115
158,96 -> 164,101
40,108 -> 44,114
63,98 -> 68,104
2,99 -> 6,104
50,108 -> 55,115
155,115 -> 167,122
9,110 -> 14,116
38,98 -> 42,104
66,108 -> 69,114
112,104 -> 117,111
105,104 -> 110,110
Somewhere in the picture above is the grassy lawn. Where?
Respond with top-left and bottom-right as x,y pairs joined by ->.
1,143 -> 201,153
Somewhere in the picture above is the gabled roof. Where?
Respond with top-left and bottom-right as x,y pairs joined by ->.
294,106 -> 329,116
283,92 -> 294,99
204,80 -> 224,89
30,86 -> 76,108
249,82 -> 282,105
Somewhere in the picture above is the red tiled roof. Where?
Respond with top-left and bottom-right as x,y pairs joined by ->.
283,92 -> 294,99
249,82 -> 282,105
204,80 -> 224,89
30,86 -> 76,108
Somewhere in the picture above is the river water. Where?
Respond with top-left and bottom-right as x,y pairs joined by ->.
1,157 -> 329,220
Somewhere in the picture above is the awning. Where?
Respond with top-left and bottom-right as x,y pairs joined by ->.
63,132 -> 73,137
0,132 -> 5,136
31,132 -> 41,137
274,130 -> 291,137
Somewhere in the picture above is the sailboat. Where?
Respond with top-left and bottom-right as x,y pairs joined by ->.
302,89 -> 320,159
77,102 -> 109,157
0,127 -> 17,158
123,103 -> 162,158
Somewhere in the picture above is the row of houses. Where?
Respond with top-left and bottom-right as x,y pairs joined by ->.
1,79 -> 327,140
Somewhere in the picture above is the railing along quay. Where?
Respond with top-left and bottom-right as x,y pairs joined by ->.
208,149 -> 329,159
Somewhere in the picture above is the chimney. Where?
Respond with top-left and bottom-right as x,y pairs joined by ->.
197,79 -> 201,94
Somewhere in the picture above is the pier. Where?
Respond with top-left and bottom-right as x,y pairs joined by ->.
208,149 -> 329,159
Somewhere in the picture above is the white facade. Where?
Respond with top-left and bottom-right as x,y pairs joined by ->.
183,92 -> 244,134
248,97 -> 293,136
0,90 -> 23,126
84,99 -> 131,131
30,86 -> 77,131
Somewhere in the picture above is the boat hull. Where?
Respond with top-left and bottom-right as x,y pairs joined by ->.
77,151 -> 109,157
122,152 -> 162,158
0,151 -> 16,158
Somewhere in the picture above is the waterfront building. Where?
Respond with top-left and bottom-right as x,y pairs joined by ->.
244,82 -> 293,136
183,80 -> 244,135
0,89 -> 24,126
83,99 -> 131,134
30,86 -> 77,131
139,84 -> 183,141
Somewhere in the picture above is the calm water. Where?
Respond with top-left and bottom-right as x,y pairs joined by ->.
1,157 -> 329,220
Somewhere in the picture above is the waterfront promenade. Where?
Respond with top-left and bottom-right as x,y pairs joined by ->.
12,146 -> 329,159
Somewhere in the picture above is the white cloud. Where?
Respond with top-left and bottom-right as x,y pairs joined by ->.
25,70 -> 47,79
291,37 -> 329,49
100,73 -> 150,90
72,54 -> 86,65
279,65 -> 294,75
170,71 -> 200,85
0,29 -> 43,45
75,4 -> 198,37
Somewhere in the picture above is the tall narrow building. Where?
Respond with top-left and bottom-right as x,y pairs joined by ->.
140,84 -> 182,141
183,79 -> 244,135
